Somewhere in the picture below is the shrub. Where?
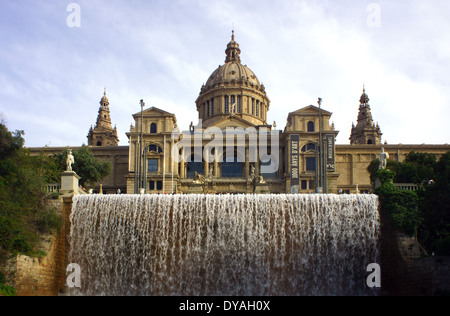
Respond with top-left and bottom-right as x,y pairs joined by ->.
375,183 -> 421,237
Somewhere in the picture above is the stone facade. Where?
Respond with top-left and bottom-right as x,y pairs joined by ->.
124,33 -> 449,195
28,32 -> 449,195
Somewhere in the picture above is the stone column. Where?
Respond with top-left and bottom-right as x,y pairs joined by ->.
204,149 -> 209,177
180,147 -> 186,178
245,147 -> 250,178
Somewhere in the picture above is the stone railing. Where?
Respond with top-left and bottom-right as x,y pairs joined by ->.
394,183 -> 419,191
45,183 -> 61,194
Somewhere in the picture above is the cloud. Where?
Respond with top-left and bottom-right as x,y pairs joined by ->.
0,0 -> 448,147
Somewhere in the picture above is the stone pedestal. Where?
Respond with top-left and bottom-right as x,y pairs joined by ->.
188,183 -> 204,194
254,183 -> 270,194
374,176 -> 383,189
60,171 -> 81,195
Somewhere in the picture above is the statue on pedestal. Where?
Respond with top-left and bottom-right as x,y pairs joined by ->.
66,149 -> 74,172
378,147 -> 389,170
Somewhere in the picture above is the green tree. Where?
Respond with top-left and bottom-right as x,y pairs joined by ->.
53,145 -> 111,189
418,152 -> 450,255
370,151 -> 450,255
368,152 -> 437,185
0,123 -> 61,268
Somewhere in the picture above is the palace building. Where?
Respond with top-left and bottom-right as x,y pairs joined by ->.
30,32 -> 449,195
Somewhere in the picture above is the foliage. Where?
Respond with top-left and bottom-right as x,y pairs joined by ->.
370,151 -> 450,255
417,152 -> 450,255
376,169 -> 395,186
0,124 -> 24,160
369,152 -> 437,185
375,183 -> 421,237
0,124 -> 62,268
0,271 -> 16,296
53,145 -> 111,189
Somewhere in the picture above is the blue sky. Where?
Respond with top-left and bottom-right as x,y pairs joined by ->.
0,0 -> 449,147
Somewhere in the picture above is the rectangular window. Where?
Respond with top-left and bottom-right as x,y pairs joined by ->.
256,100 -> 260,117
211,98 -> 215,115
306,157 -> 316,171
148,159 -> 158,172
252,98 -> 255,115
149,181 -> 155,191
237,96 -> 241,113
224,95 -> 229,114
309,180 -> 315,190
301,180 -> 308,190
207,101 -> 210,117
157,181 -> 163,191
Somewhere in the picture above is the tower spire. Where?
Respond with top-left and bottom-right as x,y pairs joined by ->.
225,30 -> 241,63
88,89 -> 119,147
350,86 -> 382,145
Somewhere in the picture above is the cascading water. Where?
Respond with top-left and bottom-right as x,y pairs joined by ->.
68,194 -> 380,296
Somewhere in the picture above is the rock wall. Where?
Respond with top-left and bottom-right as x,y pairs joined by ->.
14,198 -> 72,296
379,210 -> 450,296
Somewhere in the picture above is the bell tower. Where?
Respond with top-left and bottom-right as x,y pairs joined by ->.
350,86 -> 383,145
87,89 -> 119,147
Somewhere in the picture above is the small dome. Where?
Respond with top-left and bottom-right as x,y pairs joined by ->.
100,88 -> 109,106
360,87 -> 369,104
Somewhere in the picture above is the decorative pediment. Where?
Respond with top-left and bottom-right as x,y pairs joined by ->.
289,105 -> 333,117
205,114 -> 258,130
132,106 -> 175,118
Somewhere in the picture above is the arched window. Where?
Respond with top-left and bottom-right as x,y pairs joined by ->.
96,141 -> 102,146
148,145 -> 163,153
150,123 -> 157,134
302,143 -> 316,152
307,121 -> 315,132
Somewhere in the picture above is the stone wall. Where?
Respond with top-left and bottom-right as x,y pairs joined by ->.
379,211 -> 450,296
14,198 -> 72,296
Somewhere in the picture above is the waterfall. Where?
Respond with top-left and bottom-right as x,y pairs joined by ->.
68,194 -> 380,296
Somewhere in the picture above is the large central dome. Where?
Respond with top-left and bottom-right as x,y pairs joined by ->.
205,62 -> 261,89
196,31 -> 270,128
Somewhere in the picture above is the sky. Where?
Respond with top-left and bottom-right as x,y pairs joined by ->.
0,0 -> 449,147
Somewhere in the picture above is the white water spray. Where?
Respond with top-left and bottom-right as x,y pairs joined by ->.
68,194 -> 379,296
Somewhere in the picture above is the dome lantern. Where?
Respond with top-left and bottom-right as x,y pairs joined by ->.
225,30 -> 241,63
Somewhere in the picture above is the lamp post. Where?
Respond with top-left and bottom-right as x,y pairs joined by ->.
139,99 -> 145,193
317,98 -> 323,193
